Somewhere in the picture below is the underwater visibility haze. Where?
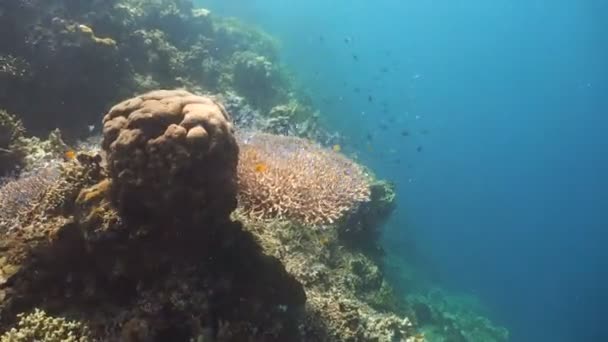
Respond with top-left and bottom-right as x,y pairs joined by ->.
0,0 -> 606,341
205,1 -> 608,341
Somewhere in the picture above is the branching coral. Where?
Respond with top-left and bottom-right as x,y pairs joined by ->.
231,51 -> 284,110
0,309 -> 91,342
236,132 -> 371,226
102,89 -> 238,222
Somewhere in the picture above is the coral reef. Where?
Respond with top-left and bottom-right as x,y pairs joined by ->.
0,167 -> 61,233
341,179 -> 397,255
102,89 -> 238,223
408,290 -> 509,342
0,151 -> 305,341
0,110 -> 25,176
236,131 -> 371,226
230,51 -> 283,110
233,212 -> 421,342
0,90 -> 423,341
220,92 -> 340,146
11,129 -> 71,172
0,0 -> 511,339
0,0 -> 318,142
0,0 -> 126,136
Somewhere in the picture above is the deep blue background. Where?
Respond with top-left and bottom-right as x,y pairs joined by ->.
202,1 -> 608,340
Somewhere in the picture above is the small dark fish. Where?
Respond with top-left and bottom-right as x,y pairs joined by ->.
388,116 -> 396,123
393,158 -> 401,164
421,129 -> 430,135
416,146 -> 423,152
344,37 -> 351,44
366,133 -> 373,141
379,123 -> 389,130
368,95 -> 373,102
401,130 -> 409,137
354,87 -> 360,93
381,67 -> 389,73
352,54 -> 359,61
319,35 -> 324,43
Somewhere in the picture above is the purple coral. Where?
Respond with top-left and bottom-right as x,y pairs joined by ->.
0,167 -> 60,233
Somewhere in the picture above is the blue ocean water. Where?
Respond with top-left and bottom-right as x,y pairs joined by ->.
202,1 -> 607,341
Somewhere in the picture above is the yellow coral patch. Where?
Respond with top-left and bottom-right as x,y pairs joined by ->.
76,179 -> 111,205
254,162 -> 268,173
93,36 -> 117,47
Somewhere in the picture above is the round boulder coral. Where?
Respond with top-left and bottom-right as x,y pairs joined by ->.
102,89 -> 238,222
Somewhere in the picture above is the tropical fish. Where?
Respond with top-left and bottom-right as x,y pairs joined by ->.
332,144 -> 341,152
254,162 -> 268,173
64,150 -> 76,160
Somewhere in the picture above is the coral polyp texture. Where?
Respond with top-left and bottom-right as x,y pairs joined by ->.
102,89 -> 239,222
0,168 -> 60,233
236,132 -> 371,226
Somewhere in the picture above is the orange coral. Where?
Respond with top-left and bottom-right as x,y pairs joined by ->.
236,132 -> 371,226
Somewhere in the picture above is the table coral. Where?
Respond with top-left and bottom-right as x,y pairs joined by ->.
236,131 -> 371,226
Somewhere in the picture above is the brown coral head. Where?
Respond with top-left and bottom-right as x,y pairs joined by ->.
102,89 -> 238,222
236,132 -> 371,226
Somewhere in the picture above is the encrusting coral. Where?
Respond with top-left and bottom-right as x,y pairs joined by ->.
102,89 -> 239,222
236,131 -> 371,226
